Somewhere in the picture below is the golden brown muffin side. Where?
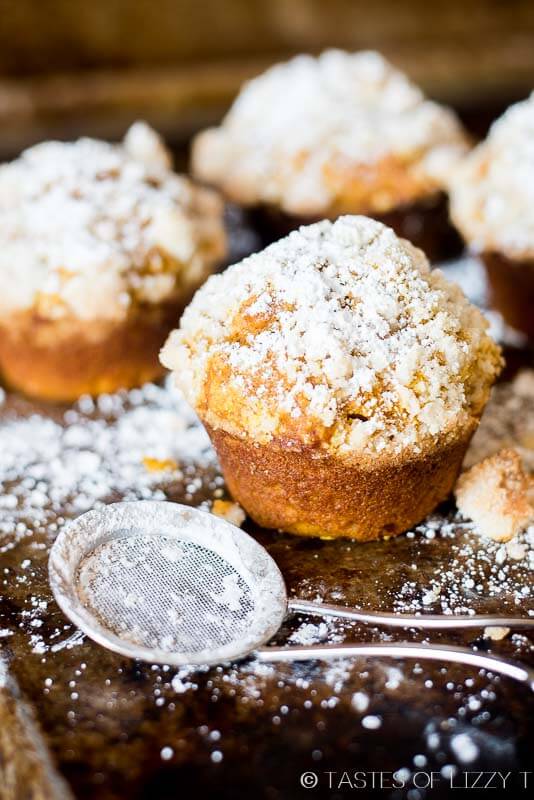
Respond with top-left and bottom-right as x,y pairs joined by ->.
0,301 -> 184,402
208,421 -> 477,540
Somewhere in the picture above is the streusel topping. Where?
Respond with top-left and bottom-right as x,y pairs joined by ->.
0,122 -> 226,322
192,50 -> 468,216
450,93 -> 534,259
161,216 -> 501,455
455,449 -> 533,542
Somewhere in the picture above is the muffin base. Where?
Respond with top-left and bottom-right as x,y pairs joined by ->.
0,301 -> 186,402
206,423 -> 477,540
246,193 -> 462,263
481,252 -> 534,339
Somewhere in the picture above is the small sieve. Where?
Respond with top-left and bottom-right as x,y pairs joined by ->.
49,501 -> 534,688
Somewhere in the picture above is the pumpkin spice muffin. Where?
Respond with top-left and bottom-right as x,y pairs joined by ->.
450,94 -> 534,338
161,216 -> 502,540
0,122 -> 226,402
192,50 -> 468,261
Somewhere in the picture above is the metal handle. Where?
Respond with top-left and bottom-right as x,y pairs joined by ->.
289,599 -> 534,630
256,641 -> 534,689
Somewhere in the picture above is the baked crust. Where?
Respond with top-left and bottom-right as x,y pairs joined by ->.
246,192 -> 462,262
481,252 -> 534,338
207,421 -> 477,540
0,300 -> 186,402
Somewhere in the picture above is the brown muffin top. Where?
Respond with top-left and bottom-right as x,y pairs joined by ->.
192,50 -> 468,217
0,122 -> 226,323
161,216 -> 501,457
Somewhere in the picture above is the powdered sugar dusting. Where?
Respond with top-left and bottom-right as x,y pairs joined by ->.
0,379 -> 216,554
162,216 -> 501,454
393,519 -> 534,616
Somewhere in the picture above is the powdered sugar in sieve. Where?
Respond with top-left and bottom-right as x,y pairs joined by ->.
48,501 -> 287,665
78,536 -> 254,653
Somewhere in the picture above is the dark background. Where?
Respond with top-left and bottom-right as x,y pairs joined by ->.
0,0 -> 534,157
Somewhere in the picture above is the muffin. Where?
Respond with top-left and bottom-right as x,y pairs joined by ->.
161,216 -> 502,540
192,50 -> 468,261
450,94 -> 534,338
0,122 -> 226,402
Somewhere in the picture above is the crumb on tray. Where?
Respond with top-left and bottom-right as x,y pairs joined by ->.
142,456 -> 179,473
455,448 -> 533,542
212,499 -> 246,527
483,626 -> 511,641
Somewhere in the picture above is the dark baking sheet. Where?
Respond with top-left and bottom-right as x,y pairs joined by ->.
0,233 -> 533,800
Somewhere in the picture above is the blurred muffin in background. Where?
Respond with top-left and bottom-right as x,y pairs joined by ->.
450,93 -> 534,338
192,49 -> 468,261
0,122 -> 226,402
161,216 -> 501,540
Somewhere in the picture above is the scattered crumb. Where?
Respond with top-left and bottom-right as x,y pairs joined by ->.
211,499 -> 246,528
483,626 -> 510,641
506,539 -> 527,560
142,456 -> 179,473
394,517 -> 534,616
455,448 -> 533,542
0,378 -> 215,556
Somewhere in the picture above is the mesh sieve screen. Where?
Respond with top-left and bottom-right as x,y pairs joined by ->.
76,534 -> 256,656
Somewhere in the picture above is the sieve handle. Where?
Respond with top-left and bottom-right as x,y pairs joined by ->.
255,642 -> 534,689
288,598 -> 534,630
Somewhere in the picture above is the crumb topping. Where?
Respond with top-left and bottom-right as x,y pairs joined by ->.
161,216 -> 501,455
455,449 -> 533,542
192,50 -> 468,216
450,93 -> 534,259
0,122 -> 226,322
483,626 -> 510,641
